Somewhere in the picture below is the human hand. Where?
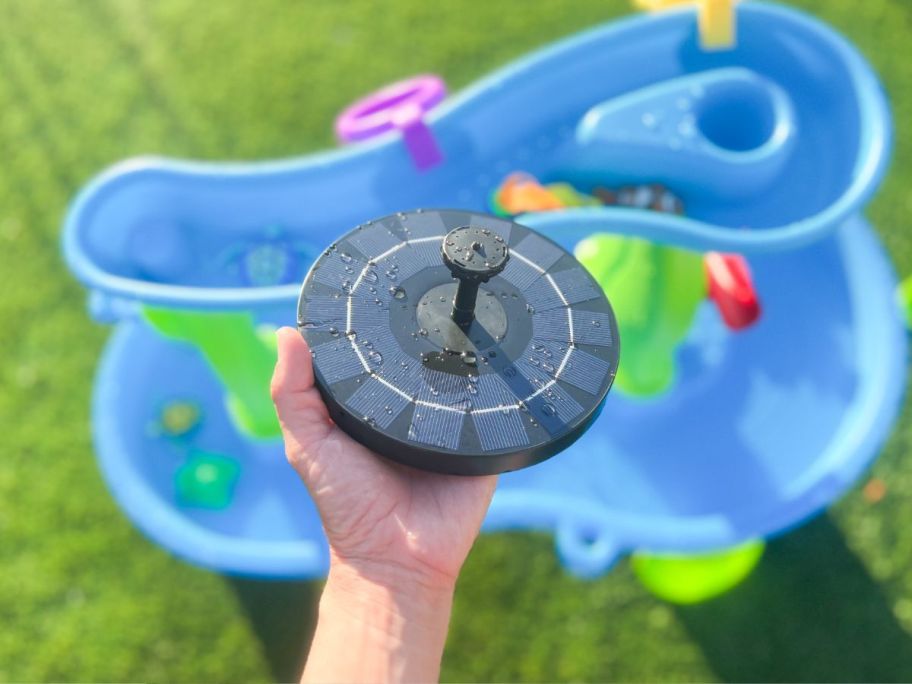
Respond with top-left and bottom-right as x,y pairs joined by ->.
271,326 -> 497,589
272,327 -> 497,682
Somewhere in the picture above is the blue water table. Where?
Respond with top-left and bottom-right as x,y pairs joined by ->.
62,1 -> 906,601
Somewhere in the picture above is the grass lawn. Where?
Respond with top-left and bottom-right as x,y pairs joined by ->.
1,0 -> 911,680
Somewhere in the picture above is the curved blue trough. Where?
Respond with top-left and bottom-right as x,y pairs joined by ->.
63,2 -> 905,577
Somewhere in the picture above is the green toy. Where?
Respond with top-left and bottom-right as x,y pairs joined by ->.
632,540 -> 766,604
175,450 -> 241,510
143,307 -> 280,439
575,234 -> 706,397
546,182 -> 603,208
899,275 -> 912,329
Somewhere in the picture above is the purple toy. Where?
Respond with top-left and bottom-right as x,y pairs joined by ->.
335,74 -> 446,170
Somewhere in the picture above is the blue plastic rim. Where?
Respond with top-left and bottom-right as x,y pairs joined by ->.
64,2 -> 905,577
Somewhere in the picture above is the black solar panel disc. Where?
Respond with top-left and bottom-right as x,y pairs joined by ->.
296,209 -> 620,475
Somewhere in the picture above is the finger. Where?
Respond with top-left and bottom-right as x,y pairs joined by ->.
272,326 -> 314,393
271,327 -> 331,440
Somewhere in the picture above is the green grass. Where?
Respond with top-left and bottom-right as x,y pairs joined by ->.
1,0 -> 911,680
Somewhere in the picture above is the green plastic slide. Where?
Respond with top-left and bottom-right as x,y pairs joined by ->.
143,307 -> 281,439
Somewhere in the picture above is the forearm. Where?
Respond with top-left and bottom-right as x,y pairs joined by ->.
302,556 -> 455,683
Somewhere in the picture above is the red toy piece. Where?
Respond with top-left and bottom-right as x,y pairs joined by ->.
704,252 -> 762,330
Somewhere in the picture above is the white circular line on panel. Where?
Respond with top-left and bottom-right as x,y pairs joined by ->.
342,236 -> 576,416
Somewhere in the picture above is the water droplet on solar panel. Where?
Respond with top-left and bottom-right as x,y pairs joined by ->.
344,265 -> 354,274
452,398 -> 472,412
301,320 -> 323,329
340,252 -> 353,264
365,416 -> 377,427
299,210 -> 619,474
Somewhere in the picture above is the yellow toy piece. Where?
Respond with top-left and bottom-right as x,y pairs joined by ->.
633,0 -> 739,51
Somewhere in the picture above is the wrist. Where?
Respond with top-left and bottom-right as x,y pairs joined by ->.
302,555 -> 455,683
328,546 -> 459,596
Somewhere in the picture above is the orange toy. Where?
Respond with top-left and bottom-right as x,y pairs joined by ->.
495,172 -> 566,214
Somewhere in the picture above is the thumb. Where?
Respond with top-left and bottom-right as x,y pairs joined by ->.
271,327 -> 332,444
